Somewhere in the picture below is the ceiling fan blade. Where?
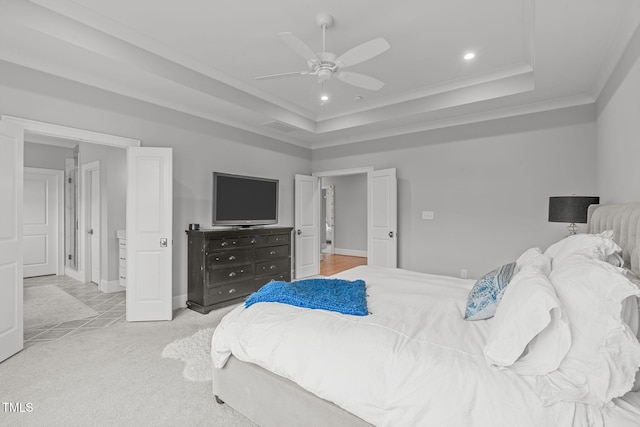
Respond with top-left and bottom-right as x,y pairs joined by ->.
278,32 -> 318,61
335,38 -> 390,68
255,71 -> 310,80
337,71 -> 385,91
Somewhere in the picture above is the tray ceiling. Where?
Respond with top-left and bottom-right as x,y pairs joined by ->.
0,0 -> 637,149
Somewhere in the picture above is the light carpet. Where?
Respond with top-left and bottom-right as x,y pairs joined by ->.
162,327 -> 216,382
0,306 -> 256,427
24,284 -> 98,329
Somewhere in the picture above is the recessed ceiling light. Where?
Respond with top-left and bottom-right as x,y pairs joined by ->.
354,95 -> 364,101
320,94 -> 329,102
463,52 -> 476,60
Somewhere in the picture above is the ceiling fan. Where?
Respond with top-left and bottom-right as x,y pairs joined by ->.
255,13 -> 390,91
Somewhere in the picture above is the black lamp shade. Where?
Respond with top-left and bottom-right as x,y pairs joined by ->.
548,196 -> 600,224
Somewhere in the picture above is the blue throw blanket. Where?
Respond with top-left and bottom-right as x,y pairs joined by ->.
245,278 -> 368,316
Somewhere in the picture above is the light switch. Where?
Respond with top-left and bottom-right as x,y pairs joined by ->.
422,211 -> 434,220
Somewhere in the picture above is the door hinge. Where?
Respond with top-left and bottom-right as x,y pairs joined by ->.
68,177 -> 72,184
68,254 -> 72,260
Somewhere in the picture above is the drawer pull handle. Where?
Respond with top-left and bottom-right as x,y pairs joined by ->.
229,288 -> 236,294
229,272 -> 236,277
215,257 -> 220,261
229,255 -> 236,261
270,250 -> 276,255
221,242 -> 228,247
270,265 -> 276,270
120,257 -> 125,260
251,239 -> 257,244
120,276 -> 125,279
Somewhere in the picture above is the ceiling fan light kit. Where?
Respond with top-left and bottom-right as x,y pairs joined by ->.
255,12 -> 390,100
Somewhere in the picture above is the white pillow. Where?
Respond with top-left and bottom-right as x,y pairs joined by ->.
484,268 -> 570,375
622,271 -> 640,392
544,232 -> 622,268
515,247 -> 551,276
536,254 -> 640,406
606,252 -> 625,268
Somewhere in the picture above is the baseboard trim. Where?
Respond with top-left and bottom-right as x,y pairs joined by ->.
173,294 -> 187,309
100,279 -> 126,294
333,248 -> 367,258
65,267 -> 84,282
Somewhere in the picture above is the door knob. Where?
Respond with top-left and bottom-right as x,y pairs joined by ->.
388,231 -> 394,238
297,229 -> 302,235
88,229 -> 94,235
160,238 -> 168,247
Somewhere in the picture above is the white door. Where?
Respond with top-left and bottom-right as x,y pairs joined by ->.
0,121 -> 23,362
89,169 -> 100,284
23,168 -> 61,278
294,174 -> 320,278
126,147 -> 173,321
368,168 -> 397,268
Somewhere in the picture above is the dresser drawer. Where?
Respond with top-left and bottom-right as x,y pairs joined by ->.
208,238 -> 241,250
257,271 -> 291,286
240,235 -> 265,246
207,249 -> 253,269
255,244 -> 289,261
266,234 -> 290,245
206,280 -> 256,304
207,265 -> 253,285
255,258 -> 290,277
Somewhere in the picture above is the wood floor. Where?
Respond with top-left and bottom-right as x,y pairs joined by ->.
320,253 -> 367,276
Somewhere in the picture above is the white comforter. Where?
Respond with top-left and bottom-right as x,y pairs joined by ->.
211,266 -> 606,426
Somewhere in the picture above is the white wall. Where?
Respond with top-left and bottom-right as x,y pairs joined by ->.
24,141 -> 74,170
0,61 -> 312,303
313,106 -> 598,278
77,142 -> 126,285
596,24 -> 640,203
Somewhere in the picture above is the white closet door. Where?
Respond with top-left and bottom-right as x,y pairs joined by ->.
126,147 -> 173,321
294,174 -> 320,278
0,120 -> 23,362
23,168 -> 61,278
89,168 -> 100,284
368,168 -> 397,268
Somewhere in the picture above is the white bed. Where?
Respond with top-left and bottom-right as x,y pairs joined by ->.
211,202 -> 640,426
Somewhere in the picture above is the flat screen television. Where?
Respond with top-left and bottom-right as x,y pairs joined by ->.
212,172 -> 279,227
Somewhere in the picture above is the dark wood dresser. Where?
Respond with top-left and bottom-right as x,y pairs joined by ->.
185,227 -> 293,314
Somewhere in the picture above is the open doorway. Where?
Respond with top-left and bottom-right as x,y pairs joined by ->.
319,173 -> 368,276
2,116 -> 174,361
21,137 -> 127,345
321,185 -> 334,256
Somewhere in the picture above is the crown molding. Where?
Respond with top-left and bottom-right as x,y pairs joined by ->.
309,94 -> 595,150
2,115 -> 141,147
590,1 -> 640,100
30,0 -> 317,121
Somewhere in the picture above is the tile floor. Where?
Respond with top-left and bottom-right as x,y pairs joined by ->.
23,275 -> 125,346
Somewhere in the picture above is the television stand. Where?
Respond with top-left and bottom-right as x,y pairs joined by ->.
185,227 -> 293,313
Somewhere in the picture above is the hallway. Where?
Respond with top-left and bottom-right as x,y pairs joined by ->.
320,254 -> 367,276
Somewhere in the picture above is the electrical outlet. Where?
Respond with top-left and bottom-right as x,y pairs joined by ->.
460,269 -> 468,279
421,210 -> 434,220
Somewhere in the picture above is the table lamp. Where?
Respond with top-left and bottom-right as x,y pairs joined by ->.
548,196 -> 600,235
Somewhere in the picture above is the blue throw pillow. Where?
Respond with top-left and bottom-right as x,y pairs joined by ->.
464,262 -> 517,321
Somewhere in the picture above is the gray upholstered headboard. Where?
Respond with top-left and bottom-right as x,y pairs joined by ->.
588,202 -> 640,278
